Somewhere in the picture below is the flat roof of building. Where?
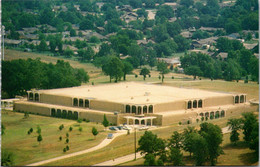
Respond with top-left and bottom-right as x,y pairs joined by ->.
36,82 -> 232,104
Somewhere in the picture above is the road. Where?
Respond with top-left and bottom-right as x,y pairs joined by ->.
93,126 -> 232,166
26,131 -> 126,166
27,126 -> 232,166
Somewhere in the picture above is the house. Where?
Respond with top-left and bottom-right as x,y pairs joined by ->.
199,27 -> 224,32
5,39 -> 24,47
243,43 -> 258,50
23,27 -> 38,34
163,2 -> 179,10
181,31 -> 192,38
216,52 -> 228,61
157,57 -> 181,68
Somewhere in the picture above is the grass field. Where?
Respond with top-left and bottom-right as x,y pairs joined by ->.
4,49 -> 101,78
44,105 -> 258,166
1,111 -> 109,166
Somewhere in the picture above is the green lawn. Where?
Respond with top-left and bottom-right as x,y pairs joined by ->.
44,104 -> 258,166
1,111 -> 109,166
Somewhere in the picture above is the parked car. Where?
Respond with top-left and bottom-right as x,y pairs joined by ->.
109,126 -> 119,131
107,133 -> 113,139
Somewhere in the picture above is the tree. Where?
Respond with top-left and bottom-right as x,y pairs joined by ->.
227,118 -> 242,144
191,133 -> 208,166
59,124 -> 64,131
79,127 -> 83,134
37,126 -> 41,135
37,134 -> 43,144
122,61 -> 133,81
140,68 -> 150,80
169,147 -> 184,166
92,127 -> 99,139
157,61 -> 169,83
182,126 -> 197,156
184,66 -> 202,80
199,122 -> 223,166
66,138 -> 69,144
102,114 -> 109,129
38,39 -> 48,52
249,122 -> 259,153
1,150 -> 15,166
168,131 -> 183,149
69,126 -> 73,132
2,124 -> 6,135
64,47 -> 74,58
242,112 -> 257,142
180,0 -> 194,7
102,57 -> 124,83
144,153 -> 157,166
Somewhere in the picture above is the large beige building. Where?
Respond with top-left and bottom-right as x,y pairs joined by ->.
14,82 -> 247,126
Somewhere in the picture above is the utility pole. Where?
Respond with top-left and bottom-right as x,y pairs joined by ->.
134,127 -> 136,160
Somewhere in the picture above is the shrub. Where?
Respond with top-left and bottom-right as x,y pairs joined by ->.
24,112 -> 29,119
187,120 -> 190,124
201,117 -> 204,121
69,127 -> 73,132
149,74 -> 151,78
159,75 -> 161,80
178,122 -> 182,125
59,136 -> 62,141
66,145 -> 69,151
86,119 -> 90,123
135,74 -> 138,78
210,115 -> 214,120
83,118 -> 86,122
66,138 -> 69,144
206,117 -> 208,121
27,131 -> 31,135
77,119 -> 82,123
172,76 -> 174,79
196,119 -> 199,123
66,133 -> 69,138
63,148 -> 67,153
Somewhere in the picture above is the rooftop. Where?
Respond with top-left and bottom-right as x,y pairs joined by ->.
35,82 -> 232,105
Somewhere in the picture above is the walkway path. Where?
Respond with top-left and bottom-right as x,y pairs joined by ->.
93,126 -> 232,166
26,131 -> 126,166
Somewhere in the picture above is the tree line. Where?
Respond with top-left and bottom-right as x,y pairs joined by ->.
180,37 -> 259,82
2,58 -> 89,98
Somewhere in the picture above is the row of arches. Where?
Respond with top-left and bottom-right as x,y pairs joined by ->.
73,98 -> 90,108
187,100 -> 203,109
28,92 -> 40,102
199,110 -> 225,119
51,108 -> 79,120
125,105 -> 153,115
234,95 -> 246,104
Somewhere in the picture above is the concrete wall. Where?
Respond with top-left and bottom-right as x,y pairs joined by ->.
40,94 -> 72,106
14,102 -> 51,116
154,100 -> 185,113
90,100 -> 124,112
204,95 -> 233,108
161,112 -> 197,126
79,112 -> 118,125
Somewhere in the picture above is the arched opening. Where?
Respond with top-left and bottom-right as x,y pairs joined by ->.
141,120 -> 145,125
143,106 -> 147,114
210,112 -> 214,119
85,100 -> 90,108
149,105 -> 153,113
199,113 -> 204,117
205,112 -> 209,118
73,111 -> 79,120
198,100 -> 202,108
126,105 -> 130,113
235,96 -> 239,104
135,119 -> 139,125
57,109 -> 62,118
35,93 -> 39,102
221,110 -> 225,117
73,98 -> 78,106
187,101 -> 192,109
132,106 -> 136,114
240,95 -> 244,103
215,111 -> 220,119
62,110 -> 67,118
79,99 -> 84,107
193,100 -> 197,108
51,108 -> 56,117
147,119 -> 151,126
29,92 -> 33,101
68,110 -> 73,119
138,106 -> 142,115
